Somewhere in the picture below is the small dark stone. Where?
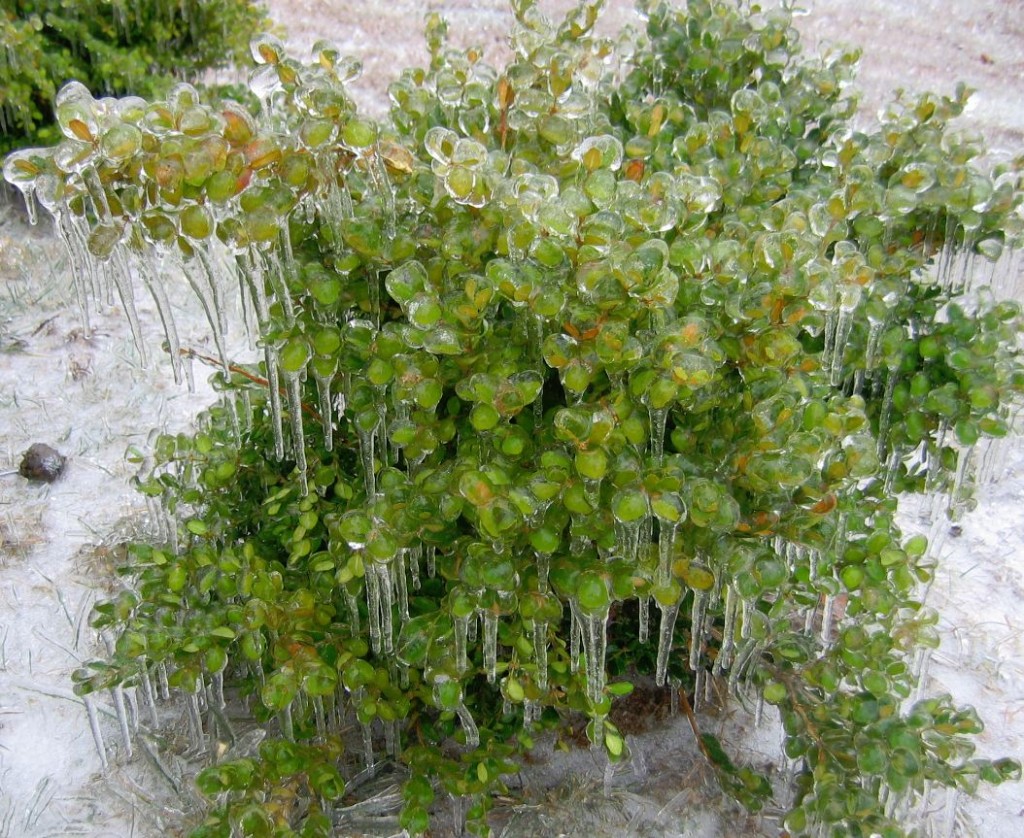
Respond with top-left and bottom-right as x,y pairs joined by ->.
18,443 -> 67,483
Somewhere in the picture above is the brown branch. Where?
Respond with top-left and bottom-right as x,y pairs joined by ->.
179,347 -> 323,424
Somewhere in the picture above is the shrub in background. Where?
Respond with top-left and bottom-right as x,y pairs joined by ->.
5,0 -> 1023,835
0,0 -> 267,154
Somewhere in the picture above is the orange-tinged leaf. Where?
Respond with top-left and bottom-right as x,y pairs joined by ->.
497,77 -> 515,109
380,141 -> 414,174
624,159 -> 645,182
68,118 -> 94,142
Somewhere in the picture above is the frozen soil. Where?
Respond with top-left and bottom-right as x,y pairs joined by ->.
1,1 -> 1022,836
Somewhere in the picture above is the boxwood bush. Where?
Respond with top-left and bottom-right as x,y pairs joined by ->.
0,0 -> 267,154
6,1 -> 1023,835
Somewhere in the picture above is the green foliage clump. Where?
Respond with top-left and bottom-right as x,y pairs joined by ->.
6,1 -> 1024,835
0,0 -> 267,154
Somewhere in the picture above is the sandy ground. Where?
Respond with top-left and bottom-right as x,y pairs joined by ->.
0,1 -> 1022,836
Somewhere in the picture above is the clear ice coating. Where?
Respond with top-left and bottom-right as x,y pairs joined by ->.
638,595 -> 650,644
83,693 -> 108,769
482,611 -> 499,683
654,600 -> 681,686
533,619 -> 549,691
283,370 -> 309,495
570,599 -> 609,703
454,613 -> 470,674
111,685 -> 134,758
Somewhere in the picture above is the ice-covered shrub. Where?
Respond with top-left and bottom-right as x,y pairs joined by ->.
5,1 -> 1023,835
0,0 -> 267,154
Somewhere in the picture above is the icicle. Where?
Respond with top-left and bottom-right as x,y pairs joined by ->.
108,684 -> 132,758
657,520 -> 678,584
688,590 -> 709,671
344,587 -> 361,633
384,718 -> 398,757
283,370 -> 309,495
533,620 -> 549,691
375,562 -> 395,654
361,720 -> 375,768
186,684 -> 205,751
570,600 -> 608,703
395,549 -> 410,624
264,238 -> 297,325
241,260 -> 285,458
369,146 -> 397,241
136,258 -> 183,384
280,701 -> 295,742
426,545 -> 437,579
83,694 -> 108,768
454,614 -> 470,674
157,662 -> 170,700
356,421 -> 378,498
313,369 -> 334,451
822,309 -> 837,373
23,186 -> 38,225
535,552 -> 550,593
820,594 -> 835,645
570,609 -> 581,673
109,248 -> 147,366
139,664 -> 160,728
408,544 -> 422,590
482,611 -> 499,683
947,444 -> 975,521
638,595 -> 650,644
455,701 -> 480,748
654,599 -> 681,686
467,613 -> 478,643
830,285 -> 861,386
648,406 -> 668,464
713,585 -> 738,675
54,212 -> 92,332
613,517 -> 642,564
365,562 -> 382,655
313,695 -> 327,740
